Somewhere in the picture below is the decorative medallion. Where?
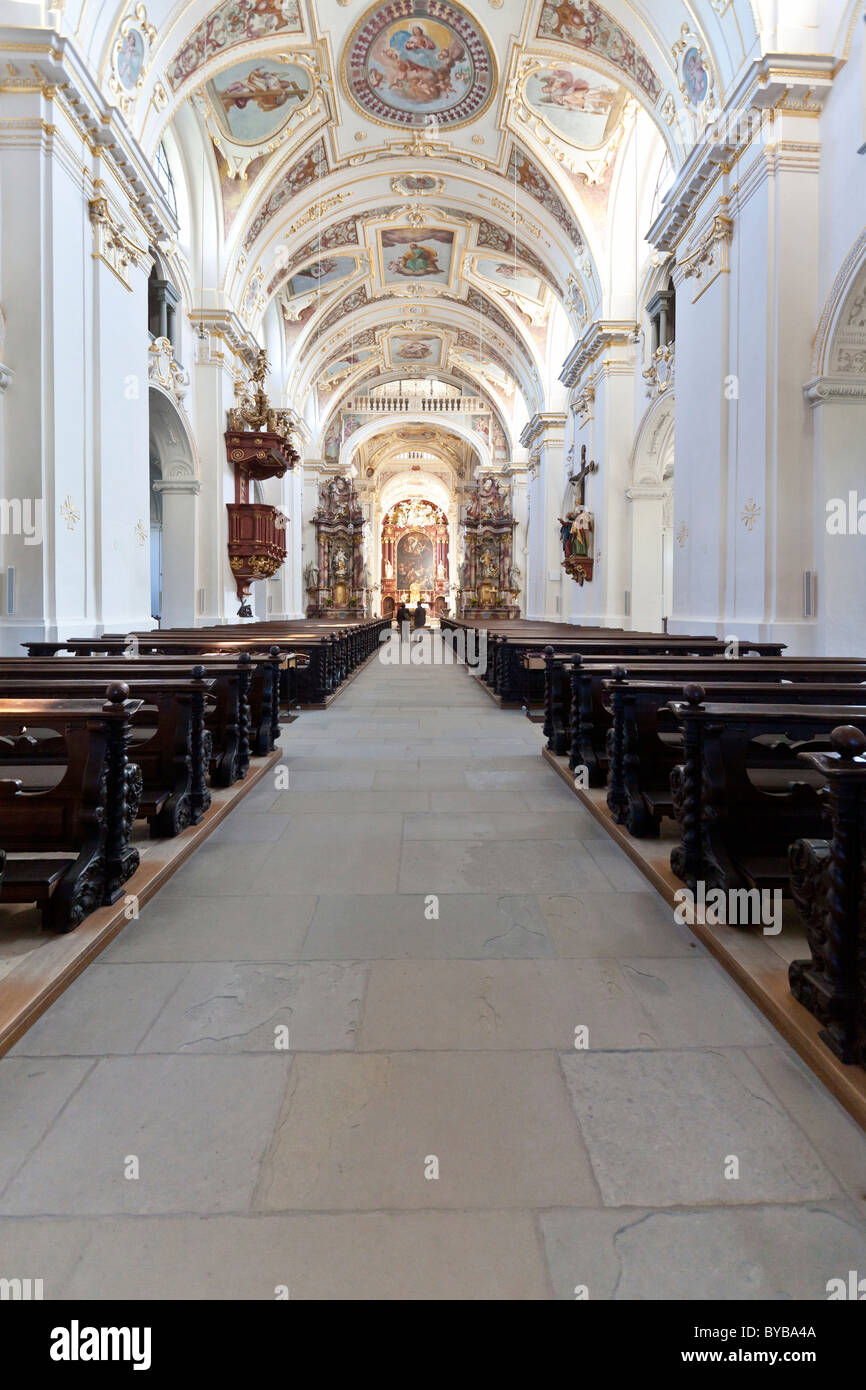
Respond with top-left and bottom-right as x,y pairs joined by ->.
682,48 -> 709,104
391,173 -> 445,196
344,0 -> 496,130
108,5 -> 156,115
672,24 -> 714,115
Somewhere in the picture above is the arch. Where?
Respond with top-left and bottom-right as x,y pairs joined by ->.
807,230 -> 866,655
810,227 -> 866,387
338,413 -> 493,475
627,390 -> 675,631
148,388 -> 200,626
630,391 -> 675,485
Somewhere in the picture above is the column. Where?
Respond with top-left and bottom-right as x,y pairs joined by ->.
626,484 -> 667,632
152,479 -> 201,627
521,413 -> 567,621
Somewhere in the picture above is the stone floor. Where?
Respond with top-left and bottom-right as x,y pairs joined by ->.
2,643 -> 866,1299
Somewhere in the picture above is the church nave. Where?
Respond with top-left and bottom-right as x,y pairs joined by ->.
2,651 -> 866,1302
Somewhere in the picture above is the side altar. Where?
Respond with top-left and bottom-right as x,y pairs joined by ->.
305,476 -> 369,618
458,474 -> 520,619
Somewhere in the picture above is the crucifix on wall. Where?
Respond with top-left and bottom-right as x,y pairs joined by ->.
568,444 -> 598,505
560,444 -> 598,587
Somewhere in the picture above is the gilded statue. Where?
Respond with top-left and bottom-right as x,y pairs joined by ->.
228,348 -> 296,443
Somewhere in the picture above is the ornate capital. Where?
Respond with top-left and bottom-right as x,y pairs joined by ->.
89,197 -> 148,290
681,204 -> 733,300
643,343 -> 676,397
148,337 -> 189,404
572,381 -> 596,426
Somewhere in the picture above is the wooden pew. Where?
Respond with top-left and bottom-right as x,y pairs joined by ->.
26,618 -> 390,708
516,635 -> 786,711
0,684 -> 142,930
8,656 -> 250,786
559,657 -> 866,781
666,690 -> 866,895
788,725 -> 866,1067
602,675 -> 866,838
0,672 -> 215,835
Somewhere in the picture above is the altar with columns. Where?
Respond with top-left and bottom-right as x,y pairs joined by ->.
380,499 -> 450,617
458,475 -> 520,619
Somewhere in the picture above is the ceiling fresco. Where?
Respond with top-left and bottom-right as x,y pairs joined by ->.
117,0 -> 755,459
343,0 -> 496,130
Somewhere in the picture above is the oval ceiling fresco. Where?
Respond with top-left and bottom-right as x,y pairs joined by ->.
207,58 -> 312,144
344,0 -> 496,129
524,62 -> 627,150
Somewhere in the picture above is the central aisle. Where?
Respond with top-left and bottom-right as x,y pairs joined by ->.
3,644 -> 866,1299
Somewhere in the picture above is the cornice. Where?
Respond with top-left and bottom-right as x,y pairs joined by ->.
193,309 -> 261,364
152,478 -> 201,496
559,320 -> 638,389
0,26 -> 176,244
648,53 -> 835,254
519,411 -> 567,449
804,375 -> 866,407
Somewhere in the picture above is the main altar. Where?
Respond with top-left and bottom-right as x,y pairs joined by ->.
306,476 -> 369,618
380,498 -> 450,618
458,474 -> 520,619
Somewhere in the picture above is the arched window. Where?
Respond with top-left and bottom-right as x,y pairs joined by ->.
155,142 -> 177,217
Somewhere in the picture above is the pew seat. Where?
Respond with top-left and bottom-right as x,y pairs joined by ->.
0,687 -> 142,931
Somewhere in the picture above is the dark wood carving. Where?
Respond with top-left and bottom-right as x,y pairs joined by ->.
789,726 -> 866,1066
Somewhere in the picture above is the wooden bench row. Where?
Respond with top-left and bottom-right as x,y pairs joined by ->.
0,618 -> 386,933
440,616 -> 786,706
24,617 -> 389,708
514,631 -> 866,1068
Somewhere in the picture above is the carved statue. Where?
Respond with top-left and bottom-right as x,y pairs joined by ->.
384,559 -> 394,580
228,347 -> 296,444
304,560 -> 319,592
559,508 -> 593,560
